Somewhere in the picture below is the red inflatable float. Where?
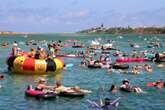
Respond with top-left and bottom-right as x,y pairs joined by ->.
116,58 -> 147,63
25,85 -> 56,99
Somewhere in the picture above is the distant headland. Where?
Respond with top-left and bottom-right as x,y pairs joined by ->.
77,24 -> 165,34
0,31 -> 39,35
1,25 -> 165,35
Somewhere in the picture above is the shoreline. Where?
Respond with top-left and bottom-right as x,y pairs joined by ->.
0,32 -> 165,37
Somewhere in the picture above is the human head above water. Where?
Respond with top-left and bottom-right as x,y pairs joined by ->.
38,77 -> 46,84
122,79 -> 129,84
56,80 -> 62,87
0,75 -> 4,80
110,84 -> 116,91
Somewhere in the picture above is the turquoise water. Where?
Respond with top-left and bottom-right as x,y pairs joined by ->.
0,34 -> 165,110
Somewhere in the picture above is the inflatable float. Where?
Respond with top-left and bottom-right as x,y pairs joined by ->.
55,86 -> 91,97
119,87 -> 132,92
25,85 -> 56,99
116,58 -> 147,63
112,64 -> 129,69
58,91 -> 85,97
88,64 -> 101,69
56,54 -> 82,58
119,86 -> 143,93
154,57 -> 165,62
153,53 -> 165,62
101,51 -> 110,54
7,54 -> 64,74
147,82 -> 165,88
102,47 -> 117,50
144,53 -> 155,59
72,45 -> 83,48
87,97 -> 120,109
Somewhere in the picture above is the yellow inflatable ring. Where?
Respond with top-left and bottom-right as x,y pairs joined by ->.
7,56 -> 64,74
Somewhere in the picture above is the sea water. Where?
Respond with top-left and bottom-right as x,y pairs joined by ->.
0,34 -> 165,110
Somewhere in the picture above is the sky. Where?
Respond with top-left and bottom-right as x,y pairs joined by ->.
0,0 -> 165,32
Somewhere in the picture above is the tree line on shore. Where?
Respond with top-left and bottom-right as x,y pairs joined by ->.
78,26 -> 165,34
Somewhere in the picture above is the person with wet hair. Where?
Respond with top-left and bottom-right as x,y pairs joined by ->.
109,84 -> 117,93
144,64 -> 153,73
120,79 -> 143,93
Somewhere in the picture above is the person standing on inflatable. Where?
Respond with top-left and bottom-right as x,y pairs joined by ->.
12,41 -> 18,56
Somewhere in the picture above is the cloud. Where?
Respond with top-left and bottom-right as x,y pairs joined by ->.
93,7 -> 165,27
0,5 -> 165,32
63,9 -> 90,18
124,7 -> 165,27
70,0 -> 79,5
0,8 -> 59,25
0,7 -> 91,32
0,7 -> 90,25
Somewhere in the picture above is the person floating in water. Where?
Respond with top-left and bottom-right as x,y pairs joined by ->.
131,66 -> 141,75
109,84 -> 117,93
0,75 -> 4,80
155,80 -> 165,89
143,64 -> 153,73
0,75 -> 4,88
120,79 -> 143,93
54,80 -> 82,94
152,80 -> 165,89
35,78 -> 54,91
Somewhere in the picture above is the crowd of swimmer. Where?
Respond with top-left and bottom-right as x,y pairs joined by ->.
12,40 -> 63,59
79,38 -> 165,93
9,37 -> 165,94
